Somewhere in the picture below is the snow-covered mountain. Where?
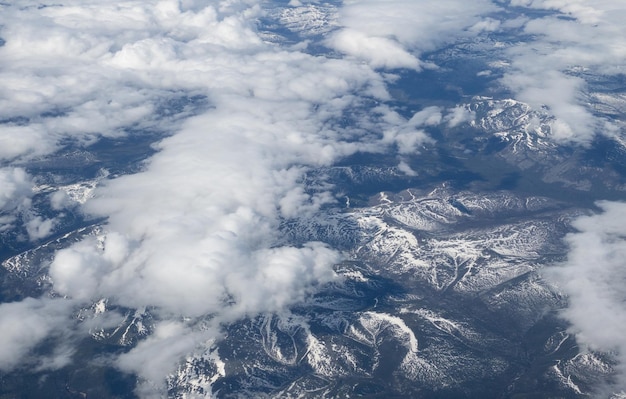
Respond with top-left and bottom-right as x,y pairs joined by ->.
2,1 -> 626,398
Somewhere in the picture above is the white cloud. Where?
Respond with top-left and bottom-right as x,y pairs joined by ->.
546,202 -> 626,393
499,0 -> 626,143
397,159 -> 418,176
469,17 -> 502,33
0,167 -> 32,212
328,29 -> 421,70
0,125 -> 57,162
409,106 -> 443,127
116,321 -> 215,396
0,1 -> 389,393
0,2 -> 503,392
380,107 -> 435,154
0,0 -> 266,162
25,216 -> 57,241
0,0 -> 380,312
325,0 -> 499,70
0,168 -> 60,239
445,105 -> 476,128
0,298 -> 73,371
50,190 -> 71,211
509,0 -> 605,24
0,167 -> 33,232
3,0 -> 625,396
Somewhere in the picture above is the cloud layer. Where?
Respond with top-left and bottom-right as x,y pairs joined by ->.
0,0 -> 442,394
500,0 -> 626,143
0,168 -> 33,232
547,202 -> 626,394
326,0 -> 499,69
1,0 -> 626,397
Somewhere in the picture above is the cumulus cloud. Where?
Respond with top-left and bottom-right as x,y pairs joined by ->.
0,2 -> 507,393
0,167 -> 60,240
380,106 -> 439,154
4,0 -> 625,396
116,321 -> 216,395
325,0 -> 499,70
25,216 -> 58,241
0,298 -> 73,371
46,64 -> 358,394
328,29 -> 421,70
0,167 -> 33,232
445,105 -> 476,128
0,0 -> 429,394
499,0 -> 626,144
0,0 -> 256,162
546,202 -> 626,394
0,168 -> 32,212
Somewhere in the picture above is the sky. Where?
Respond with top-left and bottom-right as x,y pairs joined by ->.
1,0 -> 626,397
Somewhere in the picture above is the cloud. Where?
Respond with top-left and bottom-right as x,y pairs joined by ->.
0,167 -> 33,232
446,105 -> 476,128
498,0 -> 626,144
508,0 -> 605,24
3,0 -> 625,397
0,1 -> 400,394
328,29 -> 421,70
380,106 -> 438,154
0,167 -> 32,213
25,216 -> 58,241
325,0 -> 499,70
397,160 -> 418,176
546,201 -> 626,394
0,298 -> 73,371
0,125 -> 57,162
47,94 -> 347,390
0,2 -> 507,394
116,321 -> 216,396
0,0 -> 254,162
0,167 -> 60,240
